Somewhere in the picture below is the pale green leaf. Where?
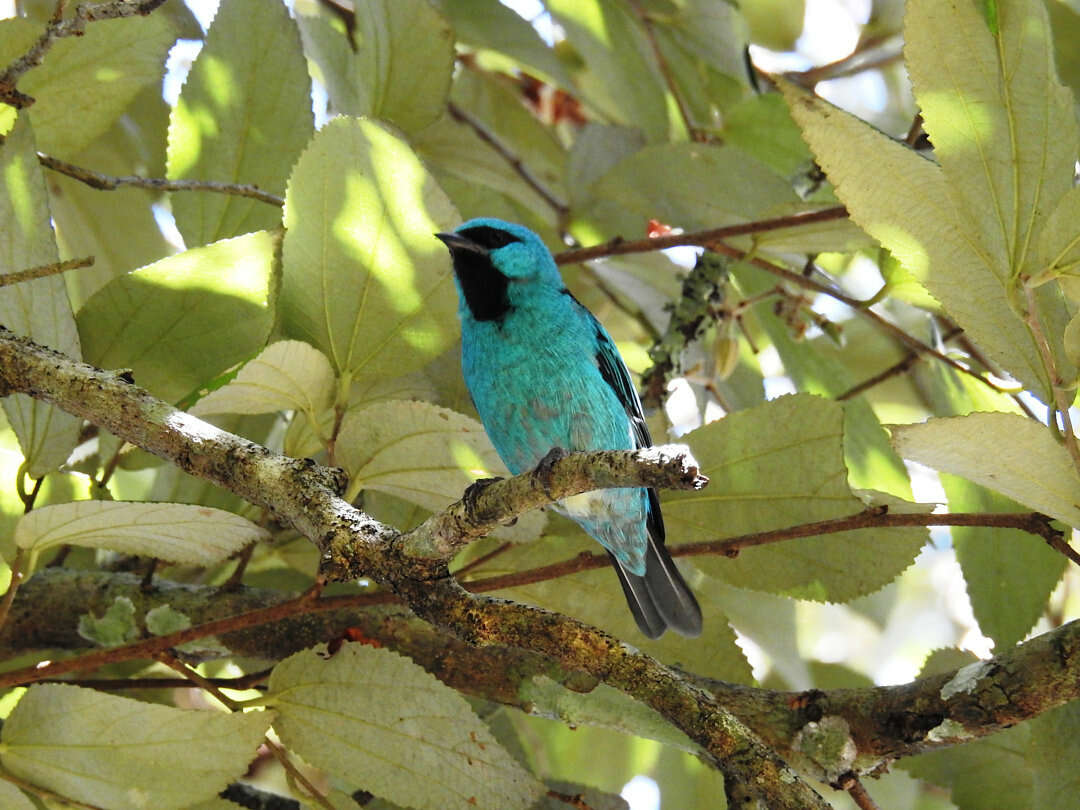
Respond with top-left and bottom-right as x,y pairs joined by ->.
665,394 -> 925,601
1036,185 -> 1080,292
191,340 -> 336,420
905,0 -> 1077,283
336,400 -> 545,541
0,684 -> 271,810
21,13 -> 176,155
566,123 -> 645,209
298,0 -> 453,133
723,93 -> 813,179
77,230 -> 278,402
0,115 -> 82,476
279,117 -> 459,382
50,86 -> 176,310
77,596 -> 138,647
436,0 -> 575,88
940,472 -> 1064,649
580,141 -> 797,240
15,500 -> 269,564
0,780 -> 35,810
267,643 -> 544,810
780,79 -> 1053,398
167,0 -> 312,246
891,412 -> 1080,528
546,0 -> 673,142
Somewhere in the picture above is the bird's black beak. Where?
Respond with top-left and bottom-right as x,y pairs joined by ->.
435,232 -> 487,256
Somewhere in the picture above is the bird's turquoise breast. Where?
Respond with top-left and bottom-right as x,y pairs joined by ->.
460,293 -> 633,476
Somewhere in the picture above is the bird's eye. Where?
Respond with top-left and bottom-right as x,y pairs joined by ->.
458,226 -> 522,250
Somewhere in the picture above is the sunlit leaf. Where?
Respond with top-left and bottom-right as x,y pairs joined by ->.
279,117 -> 459,382
0,115 -> 82,476
77,230 -> 278,402
0,684 -> 271,810
297,0 -> 454,133
267,643 -> 544,810
168,0 -> 312,246
665,394 -> 926,600
891,412 -> 1080,528
191,340 -> 336,420
15,500 -> 269,565
18,14 -> 177,155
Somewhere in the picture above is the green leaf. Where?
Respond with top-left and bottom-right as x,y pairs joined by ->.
546,0 -> 673,142
21,13 -> 177,155
891,412 -> 1080,529
579,141 -> 797,241
723,93 -> 813,180
665,394 -> 925,601
905,701 -> 1080,810
741,0 -> 805,50
0,684 -> 271,810
0,780 -> 36,810
15,500 -> 269,565
779,76 -> 1062,400
336,400 -> 545,541
733,262 -> 914,499
941,472 -> 1065,650
906,0 -> 1077,280
191,340 -> 336,421
279,117 -> 459,382
77,230 -> 278,402
0,115 -> 82,476
267,643 -> 544,810
78,595 -> 138,647
50,86 -> 176,310
1036,185 -> 1080,292
297,0 -> 454,133
167,0 -> 312,246
435,0 -> 575,88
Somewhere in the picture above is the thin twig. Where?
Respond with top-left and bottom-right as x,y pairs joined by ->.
38,153 -> 285,206
41,670 -> 272,691
446,101 -> 569,219
0,256 -> 94,286
0,0 -> 169,108
838,773 -> 882,810
555,206 -> 849,264
1022,282 -> 1080,476
837,353 -> 921,400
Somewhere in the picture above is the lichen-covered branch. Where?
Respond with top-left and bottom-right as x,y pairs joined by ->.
6,568 -> 1079,785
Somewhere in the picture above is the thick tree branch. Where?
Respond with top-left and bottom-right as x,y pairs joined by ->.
0,327 -> 827,808
6,569 -> 1080,782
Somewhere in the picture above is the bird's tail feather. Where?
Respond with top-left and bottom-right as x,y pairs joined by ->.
611,535 -> 702,639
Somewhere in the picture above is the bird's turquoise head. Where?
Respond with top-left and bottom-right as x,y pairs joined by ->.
435,218 -> 563,323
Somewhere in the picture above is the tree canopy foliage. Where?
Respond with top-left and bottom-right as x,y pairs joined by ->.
1,0 -> 1080,808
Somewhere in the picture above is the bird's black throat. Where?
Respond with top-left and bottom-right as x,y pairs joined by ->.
450,249 -> 512,322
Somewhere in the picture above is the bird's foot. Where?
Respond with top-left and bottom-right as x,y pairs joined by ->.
533,446 -> 569,498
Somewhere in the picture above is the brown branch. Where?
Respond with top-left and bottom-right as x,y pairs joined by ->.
6,569 -> 1080,774
554,206 -> 849,265
0,0 -> 169,108
0,256 -> 94,286
38,153 -> 286,206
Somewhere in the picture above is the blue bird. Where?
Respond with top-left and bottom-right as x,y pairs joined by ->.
436,218 -> 702,639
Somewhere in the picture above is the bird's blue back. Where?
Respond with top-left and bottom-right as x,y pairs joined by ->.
451,218 -> 652,575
